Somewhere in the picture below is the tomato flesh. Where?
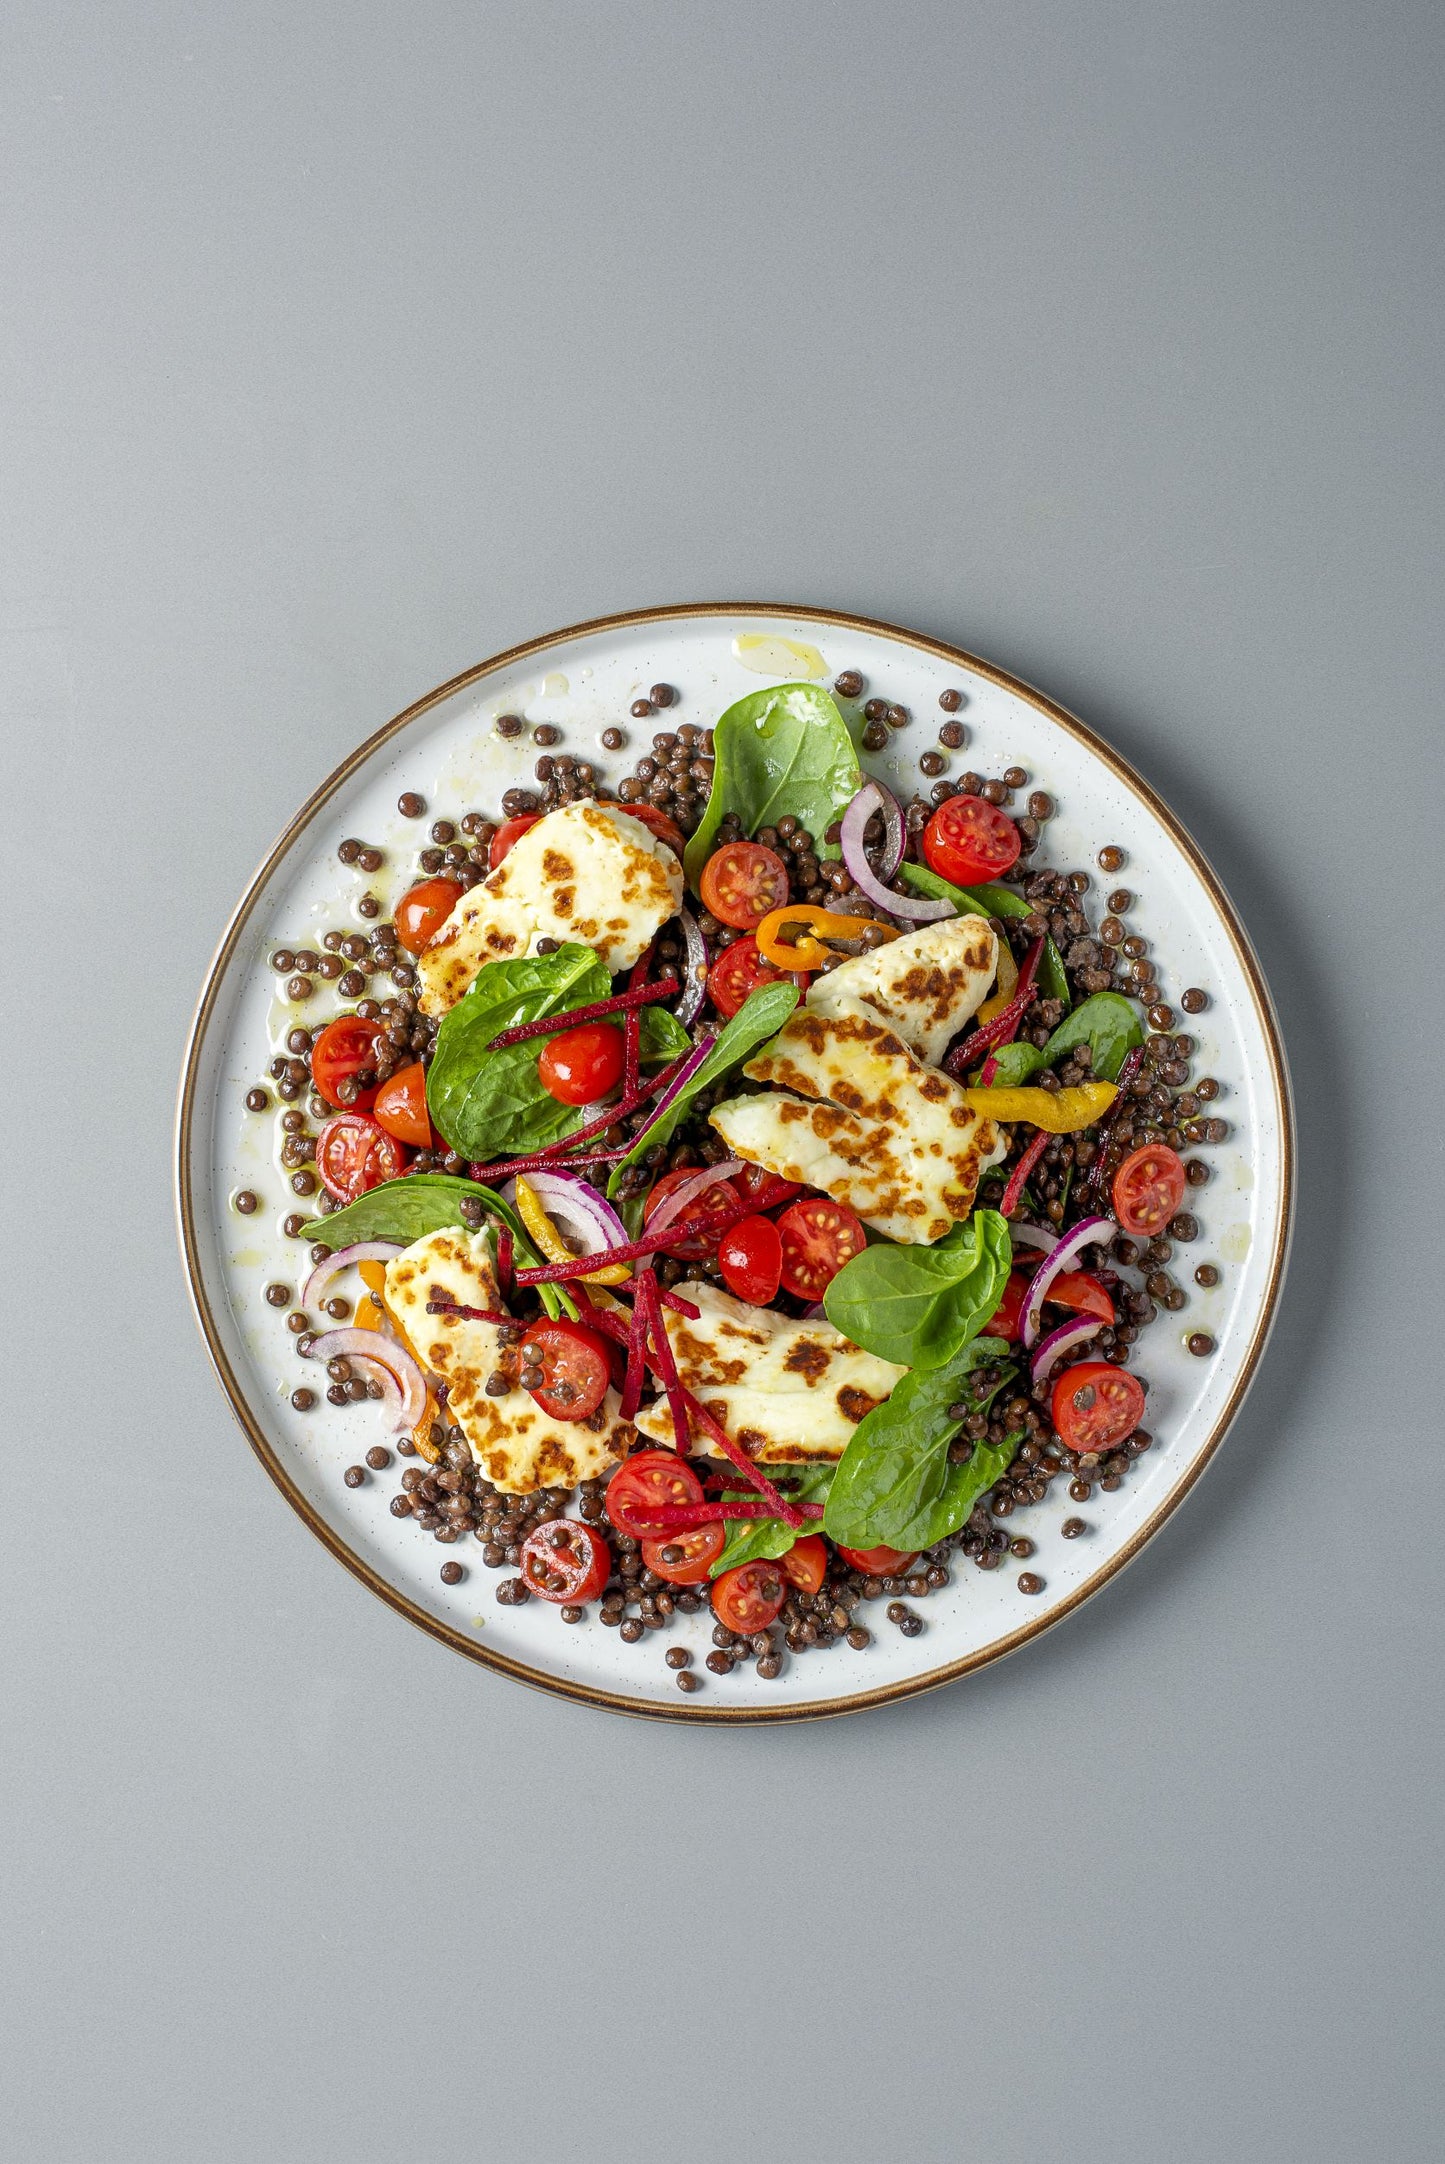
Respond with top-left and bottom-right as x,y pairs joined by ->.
605,1449 -> 706,1539
537,1021 -> 625,1106
488,814 -> 541,871
519,1520 -> 611,1604
372,1060 -> 432,1146
395,877 -> 465,954
711,1560 -> 788,1635
311,1017 -> 385,1110
1112,1143 -> 1187,1237
777,1198 -> 866,1300
699,842 -> 791,933
706,934 -> 807,1020
1051,1360 -> 1146,1454
718,1214 -> 784,1304
642,1167 -> 742,1260
518,1319 -> 612,1421
835,1543 -> 920,1576
618,802 -> 686,858
641,1522 -> 726,1585
1047,1269 -> 1115,1324
780,1534 -> 827,1595
983,1267 -> 1032,1340
315,1113 -> 408,1202
922,795 -> 1021,885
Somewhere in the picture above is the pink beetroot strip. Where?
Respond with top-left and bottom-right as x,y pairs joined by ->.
486,973 -> 678,1050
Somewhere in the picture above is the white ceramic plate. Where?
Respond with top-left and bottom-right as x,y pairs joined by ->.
177,605 -> 1293,1722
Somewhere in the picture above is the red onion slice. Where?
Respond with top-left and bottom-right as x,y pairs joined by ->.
1009,1224 -> 1057,1257
1021,1214 -> 1116,1347
1029,1316 -> 1103,1387
842,777 -> 905,880
302,1327 -> 429,1432
643,1159 -> 747,1239
840,781 -> 953,921
301,1240 -> 404,1310
517,1169 -> 630,1255
676,906 -> 709,1027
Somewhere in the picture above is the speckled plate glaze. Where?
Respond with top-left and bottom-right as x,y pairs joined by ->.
177,605 -> 1293,1722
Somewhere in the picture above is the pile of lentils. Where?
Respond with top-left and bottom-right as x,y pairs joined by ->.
233,672 -> 1228,1692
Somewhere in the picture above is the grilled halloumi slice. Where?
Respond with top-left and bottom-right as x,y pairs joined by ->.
631,1283 -> 905,1463
384,1228 -> 633,1493
806,913 -> 997,1063
416,801 -> 684,1017
709,1007 -> 1002,1243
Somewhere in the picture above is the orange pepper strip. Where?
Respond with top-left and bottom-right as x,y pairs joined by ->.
974,934 -> 1019,1027
754,904 -> 901,972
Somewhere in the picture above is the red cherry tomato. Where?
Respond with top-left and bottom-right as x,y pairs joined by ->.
835,1543 -> 920,1576
394,877 -> 465,954
641,1522 -> 726,1585
983,1266 -> 1033,1340
618,802 -> 687,858
537,1021 -> 625,1106
310,1016 -> 386,1110
1051,1360 -> 1146,1455
717,1214 -> 784,1304
711,1559 -> 788,1635
780,1534 -> 827,1595
605,1449 -> 706,1539
641,1167 -> 739,1260
488,814 -> 541,871
732,1163 -> 803,1212
922,794 -> 1021,885
1112,1143 -> 1188,1237
699,842 -> 792,933
372,1060 -> 432,1146
777,1198 -> 867,1300
315,1113 -> 408,1202
706,934 -> 807,1020
1046,1269 -> 1115,1324
519,1519 -> 612,1604
517,1318 -> 613,1421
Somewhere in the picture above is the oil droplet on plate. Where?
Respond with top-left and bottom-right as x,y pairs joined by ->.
1219,1222 -> 1252,1263
733,633 -> 827,680
540,672 -> 569,698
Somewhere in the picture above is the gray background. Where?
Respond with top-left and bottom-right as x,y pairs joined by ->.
3,4 -> 1441,2159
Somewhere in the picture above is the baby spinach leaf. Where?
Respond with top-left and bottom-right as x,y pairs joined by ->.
899,862 -> 1071,1009
606,978 -> 801,1199
709,1464 -> 836,1576
637,1004 -> 692,1063
823,1339 -> 1018,1550
985,1040 -> 1045,1087
895,1428 -> 1024,1553
300,1175 -> 573,1316
426,945 -> 611,1161
822,1209 -> 1013,1369
1040,991 -> 1143,1083
683,683 -> 861,888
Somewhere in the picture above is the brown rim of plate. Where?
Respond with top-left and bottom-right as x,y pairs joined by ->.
175,602 -> 1295,1724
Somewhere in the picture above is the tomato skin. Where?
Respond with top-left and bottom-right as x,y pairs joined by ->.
1112,1143 -> 1188,1237
519,1520 -> 612,1604
1047,1269 -> 1115,1324
618,803 -> 687,858
605,1449 -> 706,1539
922,795 -> 1022,885
372,1061 -> 432,1146
983,1267 -> 1032,1340
732,1163 -> 803,1212
488,814 -> 541,871
315,1114 -> 408,1202
781,1534 -> 827,1595
394,877 -> 465,954
711,1560 -> 788,1635
537,1021 -> 625,1106
777,1198 -> 867,1300
642,1167 -> 740,1261
310,1017 -> 386,1110
699,842 -> 792,933
641,1522 -> 726,1585
706,935 -> 807,1020
835,1543 -> 919,1576
1051,1360 -> 1146,1454
718,1214 -> 784,1304
517,1319 -> 613,1421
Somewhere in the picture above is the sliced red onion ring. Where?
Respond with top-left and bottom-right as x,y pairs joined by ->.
1009,1224 -> 1058,1257
622,1031 -> 716,1161
1030,1316 -> 1103,1387
676,905 -> 709,1027
644,1159 -> 747,1240
301,1240 -> 403,1310
840,781 -> 953,921
302,1327 -> 429,1432
516,1169 -> 630,1256
1021,1213 -> 1116,1347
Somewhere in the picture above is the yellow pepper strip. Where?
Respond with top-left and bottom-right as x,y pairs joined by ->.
515,1174 -> 632,1286
974,937 -> 1019,1028
960,1081 -> 1117,1134
754,903 -> 901,973
358,1257 -> 388,1295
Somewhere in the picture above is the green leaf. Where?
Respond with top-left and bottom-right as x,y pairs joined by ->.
823,1340 -> 1019,1550
984,1040 -> 1045,1087
1039,991 -> 1143,1083
683,683 -> 861,888
606,978 -> 801,1197
425,945 -> 611,1161
822,1209 -> 1013,1369
898,862 -> 1071,1009
637,1003 -> 692,1064
300,1174 -> 574,1318
710,1464 -> 836,1576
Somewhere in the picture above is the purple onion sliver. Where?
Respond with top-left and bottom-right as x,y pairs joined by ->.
1021,1213 -> 1116,1348
676,906 -> 709,1027
1029,1316 -> 1103,1388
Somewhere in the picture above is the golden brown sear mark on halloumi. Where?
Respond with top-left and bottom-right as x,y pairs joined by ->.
783,1340 -> 832,1383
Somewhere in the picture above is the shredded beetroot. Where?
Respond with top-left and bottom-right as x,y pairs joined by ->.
638,1269 -> 692,1465
1000,1127 -> 1051,1218
468,1146 -> 631,1181
486,973 -> 679,1050
495,1228 -> 514,1298
945,935 -> 1046,1076
425,1301 -> 513,1325
657,1288 -> 700,1319
674,1383 -> 802,1526
1083,1044 -> 1145,1202
468,1054 -> 689,1180
619,1271 -> 650,1421
622,945 -> 653,1103
512,1186 -> 761,1284
647,1498 -> 825,1533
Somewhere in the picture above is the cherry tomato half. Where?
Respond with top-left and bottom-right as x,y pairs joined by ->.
372,1060 -> 432,1146
315,1113 -> 408,1202
834,1543 -> 920,1576
733,1163 -> 803,1212
780,1533 -> 827,1595
519,1519 -> 612,1604
922,794 -> 1021,885
777,1198 -> 867,1300
983,1266 -> 1032,1340
518,1318 -> 613,1422
711,1560 -> 788,1635
618,802 -> 687,858
641,1522 -> 726,1585
1047,1269 -> 1115,1324
488,813 -> 541,871
718,1213 -> 784,1304
310,1016 -> 385,1110
1050,1360 -> 1146,1455
699,842 -> 791,933
1112,1143 -> 1188,1237
537,1021 -> 625,1106
605,1449 -> 706,1539
395,876 -> 465,954
642,1167 -> 743,1260
706,935 -> 807,1020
